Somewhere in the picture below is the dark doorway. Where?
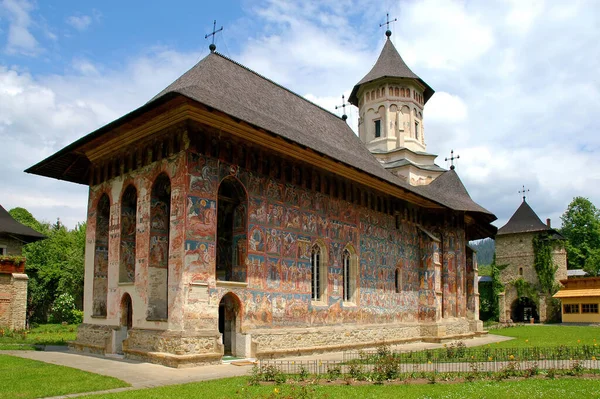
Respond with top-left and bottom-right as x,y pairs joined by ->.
218,293 -> 241,356
216,177 -> 247,282
121,294 -> 133,330
511,297 -> 539,322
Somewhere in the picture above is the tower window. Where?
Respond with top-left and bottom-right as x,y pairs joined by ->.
519,267 -> 523,276
374,120 -> 381,138
415,121 -> 419,140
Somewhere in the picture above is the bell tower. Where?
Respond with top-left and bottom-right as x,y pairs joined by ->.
348,29 -> 444,186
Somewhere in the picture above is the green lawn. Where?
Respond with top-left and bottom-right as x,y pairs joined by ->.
78,376 -> 600,399
0,323 -> 78,349
0,355 -> 129,399
490,325 -> 600,348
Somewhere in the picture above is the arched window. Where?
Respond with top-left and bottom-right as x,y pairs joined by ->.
395,267 -> 402,293
93,194 -> 110,317
311,243 -> 327,301
147,173 -> 170,320
217,177 -> 248,282
519,267 -> 523,276
119,185 -> 137,283
342,246 -> 357,302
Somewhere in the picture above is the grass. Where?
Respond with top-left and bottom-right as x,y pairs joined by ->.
490,325 -> 600,348
0,323 -> 78,349
0,354 -> 128,399
77,376 -> 600,399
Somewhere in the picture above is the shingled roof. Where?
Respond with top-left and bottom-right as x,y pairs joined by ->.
424,170 -> 494,217
26,50 -> 495,230
0,205 -> 45,243
497,200 -> 550,235
348,37 -> 434,106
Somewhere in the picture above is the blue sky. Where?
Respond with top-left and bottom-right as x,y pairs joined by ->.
1,0 -> 599,231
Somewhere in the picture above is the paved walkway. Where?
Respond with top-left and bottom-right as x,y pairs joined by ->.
1,334 -> 513,397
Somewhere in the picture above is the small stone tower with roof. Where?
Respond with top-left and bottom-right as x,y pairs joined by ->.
348,31 -> 445,186
496,199 -> 567,323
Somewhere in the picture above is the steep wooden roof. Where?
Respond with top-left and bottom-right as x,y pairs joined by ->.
26,51 -> 495,231
497,200 -> 550,235
0,205 -> 45,243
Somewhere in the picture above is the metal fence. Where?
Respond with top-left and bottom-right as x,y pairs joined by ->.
257,345 -> 600,375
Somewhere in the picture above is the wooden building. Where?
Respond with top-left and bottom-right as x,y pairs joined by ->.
554,277 -> 600,323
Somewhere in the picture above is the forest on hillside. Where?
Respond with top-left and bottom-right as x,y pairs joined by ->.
469,238 -> 495,266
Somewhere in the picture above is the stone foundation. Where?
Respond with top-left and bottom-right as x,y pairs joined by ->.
70,318 -> 482,367
69,323 -> 113,354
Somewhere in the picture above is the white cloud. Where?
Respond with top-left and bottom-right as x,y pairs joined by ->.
1,0 -> 40,55
0,48 -> 204,226
392,0 -> 495,70
1,0 -> 600,234
424,92 -> 468,124
66,14 -> 92,31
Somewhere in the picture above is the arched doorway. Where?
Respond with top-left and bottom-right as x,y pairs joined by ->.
511,297 -> 539,323
115,294 -> 133,354
218,293 -> 242,357
121,294 -> 133,330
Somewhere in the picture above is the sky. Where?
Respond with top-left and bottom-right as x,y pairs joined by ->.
1,0 -> 599,231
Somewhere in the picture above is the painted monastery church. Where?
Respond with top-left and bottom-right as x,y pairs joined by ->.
27,29 -> 497,367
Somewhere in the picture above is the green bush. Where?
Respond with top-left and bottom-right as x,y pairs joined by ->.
49,294 -> 81,324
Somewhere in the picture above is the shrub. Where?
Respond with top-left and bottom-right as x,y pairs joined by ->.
49,294 -> 81,324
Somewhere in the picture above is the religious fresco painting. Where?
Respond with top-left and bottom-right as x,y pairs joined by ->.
119,185 -> 137,283
92,194 -> 110,317
147,173 -> 171,320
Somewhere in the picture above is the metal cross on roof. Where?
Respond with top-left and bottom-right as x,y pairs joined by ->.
205,20 -> 223,53
380,13 -> 397,37
445,150 -> 460,170
519,185 -> 530,201
335,95 -> 348,122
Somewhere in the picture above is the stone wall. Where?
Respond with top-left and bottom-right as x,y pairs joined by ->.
496,231 -> 567,323
0,271 -> 28,330
0,236 -> 23,255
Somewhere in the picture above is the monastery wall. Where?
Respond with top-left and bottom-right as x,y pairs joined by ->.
74,135 -> 478,364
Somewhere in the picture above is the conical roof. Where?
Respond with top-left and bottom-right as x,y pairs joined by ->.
497,200 -> 549,235
0,205 -> 45,243
348,37 -> 434,106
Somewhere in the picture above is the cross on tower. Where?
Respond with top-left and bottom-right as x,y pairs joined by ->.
335,95 -> 348,122
205,20 -> 223,53
445,150 -> 460,170
380,13 -> 397,38
519,185 -> 530,201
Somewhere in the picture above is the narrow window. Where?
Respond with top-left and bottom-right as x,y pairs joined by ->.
374,120 -> 381,138
343,249 -> 351,301
414,121 -> 419,140
519,267 -> 523,276
311,245 -> 321,301
395,268 -> 401,293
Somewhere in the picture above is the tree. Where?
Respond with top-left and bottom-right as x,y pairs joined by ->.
560,197 -> 600,273
9,207 -> 86,324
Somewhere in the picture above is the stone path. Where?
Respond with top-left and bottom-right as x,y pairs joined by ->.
1,334 -> 513,398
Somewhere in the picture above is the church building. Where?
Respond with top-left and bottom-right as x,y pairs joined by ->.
26,28 -> 496,367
